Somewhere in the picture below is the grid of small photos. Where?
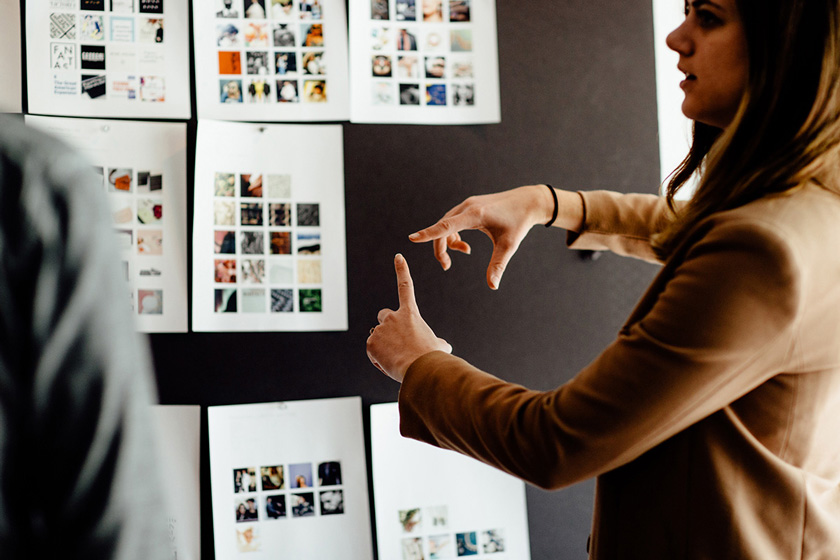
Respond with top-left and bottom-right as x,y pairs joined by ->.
233,461 -> 345,529
368,0 -> 475,107
212,171 -> 323,314
398,506 -> 506,559
48,0 -> 166,101
215,0 -> 329,104
98,165 -> 166,316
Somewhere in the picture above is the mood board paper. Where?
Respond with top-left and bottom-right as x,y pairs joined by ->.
371,403 -> 531,560
193,120 -> 347,332
208,397 -> 373,559
25,115 -> 188,333
0,0 -> 22,112
194,0 -> 349,121
349,0 -> 500,124
151,405 -> 201,560
26,0 -> 190,119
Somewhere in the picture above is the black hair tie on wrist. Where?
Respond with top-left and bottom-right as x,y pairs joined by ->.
544,184 -> 558,227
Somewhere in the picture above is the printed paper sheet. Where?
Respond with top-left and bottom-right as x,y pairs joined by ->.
25,115 -> 189,333
0,0 -> 22,112
194,0 -> 349,121
208,397 -> 373,559
371,403 -> 531,560
26,0 -> 190,119
193,120 -> 347,332
349,0 -> 500,124
151,405 -> 201,560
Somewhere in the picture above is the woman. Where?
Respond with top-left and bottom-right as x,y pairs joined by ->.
367,0 -> 840,557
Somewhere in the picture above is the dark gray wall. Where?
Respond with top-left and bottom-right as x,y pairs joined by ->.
19,0 -> 663,557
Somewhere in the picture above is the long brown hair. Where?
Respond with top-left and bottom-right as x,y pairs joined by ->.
653,0 -> 840,259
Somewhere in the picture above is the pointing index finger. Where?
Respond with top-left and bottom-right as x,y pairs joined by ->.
394,253 -> 418,311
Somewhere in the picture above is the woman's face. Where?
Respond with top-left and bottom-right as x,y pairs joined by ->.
666,0 -> 748,129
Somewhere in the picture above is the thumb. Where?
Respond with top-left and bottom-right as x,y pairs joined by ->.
486,240 -> 519,290
394,254 -> 418,311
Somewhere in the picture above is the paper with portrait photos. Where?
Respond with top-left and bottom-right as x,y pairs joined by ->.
371,403 -> 531,560
653,0 -> 696,199
26,0 -> 190,119
0,0 -> 22,112
193,0 -> 349,121
208,397 -> 373,559
349,0 -> 500,124
151,405 -> 201,560
25,115 -> 188,333
192,120 -> 347,332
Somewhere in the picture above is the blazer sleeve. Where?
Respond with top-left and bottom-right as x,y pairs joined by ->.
565,190 -> 678,263
398,216 -> 802,490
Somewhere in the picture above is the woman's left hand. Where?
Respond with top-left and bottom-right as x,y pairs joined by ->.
367,254 -> 452,382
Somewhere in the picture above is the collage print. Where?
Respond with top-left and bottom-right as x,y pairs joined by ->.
212,171 -> 323,315
99,165 -> 168,317
398,506 -> 506,560
368,0 -> 475,107
232,460 -> 346,552
215,0 -> 329,105
47,0 -> 166,102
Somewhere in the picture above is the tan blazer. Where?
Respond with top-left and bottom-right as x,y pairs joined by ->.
399,183 -> 840,559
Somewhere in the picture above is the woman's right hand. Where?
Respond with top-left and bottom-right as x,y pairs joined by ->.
409,185 -> 581,290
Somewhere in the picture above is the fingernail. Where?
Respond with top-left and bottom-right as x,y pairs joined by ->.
408,233 -> 420,240
395,253 -> 405,263
490,274 -> 500,289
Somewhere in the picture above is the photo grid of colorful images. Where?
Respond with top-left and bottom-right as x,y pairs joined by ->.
398,505 -> 506,560
367,0 -> 474,107
215,0 -> 329,105
97,164 -> 168,317
232,460 -> 345,552
212,171 -> 323,315
44,0 -> 167,102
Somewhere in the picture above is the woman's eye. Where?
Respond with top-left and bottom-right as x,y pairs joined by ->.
696,9 -> 722,26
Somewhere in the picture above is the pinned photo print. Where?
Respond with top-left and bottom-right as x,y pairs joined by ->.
138,18 -> 164,43
275,51 -> 297,75
296,203 -> 320,226
51,43 -> 75,70
215,230 -> 236,254
371,26 -> 391,50
260,465 -> 285,490
277,79 -> 299,102
138,230 -> 163,255
137,171 -> 163,193
397,55 -> 419,79
449,0 -> 470,22
235,497 -> 260,522
270,288 -> 294,312
422,0 -> 443,21
81,0 -> 106,10
137,198 -> 163,224
423,28 -> 447,51
301,23 -> 323,46
270,231 -> 292,254
244,0 -> 267,19
140,76 -> 166,102
115,229 -> 133,251
297,232 -> 320,254
452,83 -> 474,106
241,288 -> 266,312
426,83 -> 446,106
426,505 -> 449,530
50,13 -> 76,39
320,490 -> 344,515
429,535 -> 453,559
372,82 -> 395,105
110,197 -> 133,224
219,51 -> 243,75
220,79 -> 243,103
270,0 -> 295,19
247,52 -> 270,75
291,492 -> 315,517
80,15 -> 105,41
318,461 -> 342,486
302,51 -> 325,75
372,55 -> 392,78
217,23 -> 241,47
269,260 -> 293,283
450,57 -> 474,78
215,259 -> 237,283
214,200 -> 236,225
217,0 -> 240,17
80,45 -> 106,70
241,173 -> 263,197
241,230 -> 265,253
399,83 -> 420,105
244,21 -> 270,46
481,529 -> 505,553
111,0 -> 135,13
456,532 -> 478,556
108,168 -> 133,193
297,259 -> 322,283
371,0 -> 389,20
299,0 -> 323,19
425,55 -> 445,78
269,203 -> 291,225
289,463 -> 313,488
81,74 -> 107,98
215,288 -> 237,312
138,289 -> 163,314
399,508 -> 422,534
241,259 -> 266,284
396,0 -> 416,21
273,23 -> 296,46
139,0 -> 164,14
110,17 -> 135,42
450,29 -> 472,52
303,80 -> 326,102
265,494 -> 287,519
396,28 -> 418,51
234,468 -> 258,493
235,525 -> 260,552
240,202 -> 264,226
402,537 -> 423,560
266,174 -> 292,198
215,172 -> 236,196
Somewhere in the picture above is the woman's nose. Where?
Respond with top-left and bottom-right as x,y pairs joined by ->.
666,20 -> 693,56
